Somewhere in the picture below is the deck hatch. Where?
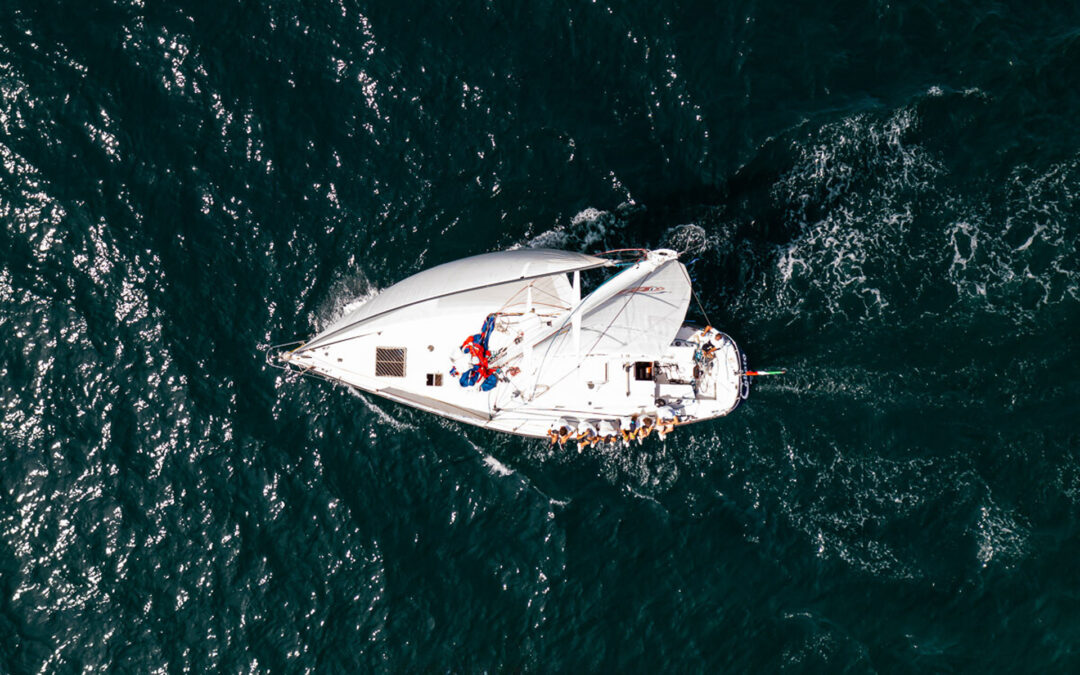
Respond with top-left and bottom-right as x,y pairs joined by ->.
375,347 -> 407,377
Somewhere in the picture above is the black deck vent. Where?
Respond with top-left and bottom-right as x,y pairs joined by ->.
375,347 -> 407,377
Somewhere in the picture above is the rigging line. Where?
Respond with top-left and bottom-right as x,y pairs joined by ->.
524,263 -> 638,398
528,262 -> 672,402
287,327 -> 381,353
492,279 -> 543,316
493,284 -> 528,316
494,277 -> 571,317
691,285 -> 713,328
527,285 -> 639,400
499,301 -> 571,313
259,339 -> 305,353
522,281 -> 566,304
493,370 -> 530,410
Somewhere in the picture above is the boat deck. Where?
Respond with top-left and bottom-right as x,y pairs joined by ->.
282,318 -> 745,440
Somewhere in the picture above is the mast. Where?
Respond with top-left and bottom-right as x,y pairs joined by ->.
523,284 -> 534,374
571,270 -> 581,360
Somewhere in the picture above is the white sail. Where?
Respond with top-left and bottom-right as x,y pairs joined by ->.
535,256 -> 692,361
300,248 -> 611,352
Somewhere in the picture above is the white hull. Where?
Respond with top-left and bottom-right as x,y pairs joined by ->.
277,249 -> 748,440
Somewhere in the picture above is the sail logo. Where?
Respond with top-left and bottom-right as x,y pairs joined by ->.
617,285 -> 666,296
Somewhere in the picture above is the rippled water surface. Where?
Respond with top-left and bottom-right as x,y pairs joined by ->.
2,1 -> 1079,671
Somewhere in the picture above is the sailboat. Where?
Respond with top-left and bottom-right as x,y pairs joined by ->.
274,248 -> 749,443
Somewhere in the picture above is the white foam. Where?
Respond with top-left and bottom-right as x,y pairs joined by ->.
941,155 -> 1080,323
482,455 -> 514,477
659,223 -> 722,257
312,273 -> 378,333
348,390 -> 418,432
974,499 -> 1029,569
525,205 -> 631,251
748,105 -> 946,325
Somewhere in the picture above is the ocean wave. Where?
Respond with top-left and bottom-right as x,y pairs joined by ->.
749,104 -> 943,326
944,156 -> 1080,325
523,205 -> 633,251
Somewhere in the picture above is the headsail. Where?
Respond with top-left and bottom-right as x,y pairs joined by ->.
299,248 -> 612,352
524,253 -> 691,398
535,256 -> 691,359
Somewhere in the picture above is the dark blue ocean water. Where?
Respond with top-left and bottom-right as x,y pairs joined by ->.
2,1 -> 1079,671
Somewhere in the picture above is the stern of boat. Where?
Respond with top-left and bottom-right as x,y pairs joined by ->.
671,324 -> 747,419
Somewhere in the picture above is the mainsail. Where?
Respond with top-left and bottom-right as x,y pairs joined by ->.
299,249 -> 612,352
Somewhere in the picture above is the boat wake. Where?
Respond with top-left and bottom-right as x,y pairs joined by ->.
523,205 -> 633,251
659,223 -> 726,258
348,390 -> 419,432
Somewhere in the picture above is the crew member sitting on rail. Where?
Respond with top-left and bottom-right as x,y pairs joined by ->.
556,425 -> 573,446
656,406 -> 679,440
637,416 -> 655,443
598,421 -> 618,446
576,421 -> 597,453
619,417 -> 636,445
550,419 -> 572,446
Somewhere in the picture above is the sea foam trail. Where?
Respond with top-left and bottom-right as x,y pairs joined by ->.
523,205 -> 631,251
733,100 -> 1080,336
754,106 -> 943,326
